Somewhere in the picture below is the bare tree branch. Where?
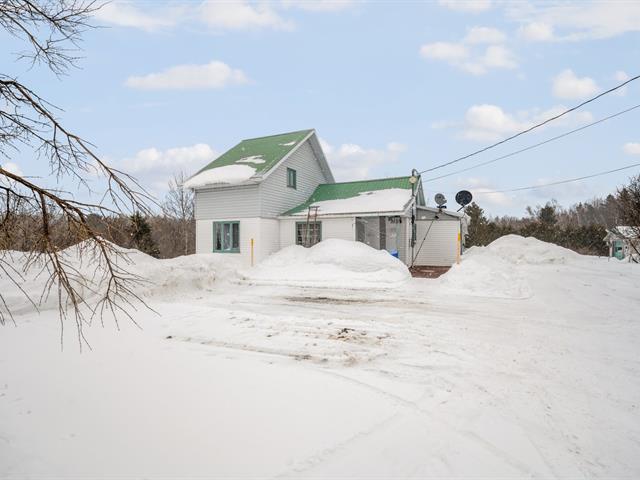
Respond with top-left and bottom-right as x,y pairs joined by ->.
1,1 -> 156,347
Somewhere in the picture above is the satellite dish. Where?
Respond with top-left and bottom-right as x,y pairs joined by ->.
455,190 -> 473,207
434,193 -> 447,207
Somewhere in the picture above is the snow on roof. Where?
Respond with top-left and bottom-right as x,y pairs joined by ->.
236,155 -> 266,164
282,176 -> 416,216
186,129 -> 313,189
609,226 -> 639,238
183,164 -> 256,188
287,188 -> 412,216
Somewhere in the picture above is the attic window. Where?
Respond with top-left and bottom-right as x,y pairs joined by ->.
287,168 -> 297,189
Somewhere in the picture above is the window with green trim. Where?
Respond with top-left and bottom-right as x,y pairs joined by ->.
213,221 -> 240,252
287,168 -> 297,189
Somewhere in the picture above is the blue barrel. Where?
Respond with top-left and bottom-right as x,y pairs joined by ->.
390,250 -> 399,258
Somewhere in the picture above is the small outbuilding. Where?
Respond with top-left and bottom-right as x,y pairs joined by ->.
604,226 -> 639,262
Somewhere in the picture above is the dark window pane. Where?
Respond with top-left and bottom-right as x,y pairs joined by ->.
223,223 -> 231,250
215,224 -> 222,250
232,223 -> 239,249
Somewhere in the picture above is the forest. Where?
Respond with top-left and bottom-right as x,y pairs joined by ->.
464,174 -> 640,256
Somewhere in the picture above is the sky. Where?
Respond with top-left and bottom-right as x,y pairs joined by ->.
2,0 -> 640,217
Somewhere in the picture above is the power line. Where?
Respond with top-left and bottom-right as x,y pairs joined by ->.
474,161 -> 640,196
422,103 -> 640,183
418,73 -> 640,175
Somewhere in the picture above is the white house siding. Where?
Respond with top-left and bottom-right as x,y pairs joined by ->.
259,140 -> 332,218
194,185 -> 260,220
257,218 -> 280,261
397,219 -> 410,265
196,218 -> 280,266
279,217 -> 355,248
412,219 -> 460,266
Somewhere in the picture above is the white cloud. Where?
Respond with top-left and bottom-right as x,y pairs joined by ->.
462,103 -> 593,141
420,28 -> 516,75
95,0 -> 292,32
464,26 -> 506,44
94,1 -> 179,31
420,42 -> 469,62
552,69 -> 599,99
506,1 -> 640,41
623,143 -> 640,155
280,0 -> 358,12
121,144 -> 218,191
125,61 -> 249,90
438,0 -> 493,13
480,44 -> 517,69
199,1 -> 292,31
518,22 -> 555,41
320,139 -> 407,181
460,178 -> 512,208
1,162 -> 23,176
613,70 -> 630,96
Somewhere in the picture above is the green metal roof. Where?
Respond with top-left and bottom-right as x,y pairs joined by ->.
193,129 -> 313,177
282,176 -> 417,216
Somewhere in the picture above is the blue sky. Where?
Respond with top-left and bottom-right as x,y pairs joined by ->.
2,0 -> 640,216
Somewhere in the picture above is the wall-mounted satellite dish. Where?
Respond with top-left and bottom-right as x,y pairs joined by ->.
455,190 -> 473,208
434,193 -> 447,207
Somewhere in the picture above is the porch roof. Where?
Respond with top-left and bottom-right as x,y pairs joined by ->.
281,176 -> 419,217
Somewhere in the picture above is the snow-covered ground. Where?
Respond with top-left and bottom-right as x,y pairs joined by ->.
1,236 -> 639,478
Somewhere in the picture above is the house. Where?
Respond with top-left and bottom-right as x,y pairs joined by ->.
186,129 -> 465,267
604,226 -> 639,262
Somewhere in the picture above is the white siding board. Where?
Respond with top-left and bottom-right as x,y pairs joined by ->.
413,219 -> 460,266
194,185 -> 259,220
259,140 -> 330,218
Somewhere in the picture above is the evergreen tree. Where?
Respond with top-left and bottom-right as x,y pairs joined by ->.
465,202 -> 494,246
129,212 -> 160,258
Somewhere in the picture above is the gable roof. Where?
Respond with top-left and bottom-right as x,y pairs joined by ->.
185,129 -> 317,189
281,176 -> 422,216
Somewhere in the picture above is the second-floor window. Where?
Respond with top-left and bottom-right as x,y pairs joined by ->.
287,168 -> 297,189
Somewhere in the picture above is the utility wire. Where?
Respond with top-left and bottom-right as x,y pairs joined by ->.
422,103 -> 640,183
418,73 -> 640,175
474,161 -> 640,195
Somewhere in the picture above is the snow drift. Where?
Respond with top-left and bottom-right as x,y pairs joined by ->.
241,239 -> 410,289
437,235 -> 585,299
0,243 -> 242,317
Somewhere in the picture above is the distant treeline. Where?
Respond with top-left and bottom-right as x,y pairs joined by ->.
466,174 -> 640,256
1,173 -> 195,259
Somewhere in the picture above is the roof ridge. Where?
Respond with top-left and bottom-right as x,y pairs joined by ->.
241,128 -> 314,142
319,175 -> 413,186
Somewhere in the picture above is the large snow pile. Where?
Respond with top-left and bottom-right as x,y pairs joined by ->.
0,242 -> 242,316
479,234 -> 581,265
437,235 -> 584,299
242,239 -> 410,288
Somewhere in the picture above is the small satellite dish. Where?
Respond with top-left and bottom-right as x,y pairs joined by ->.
434,193 -> 447,207
455,190 -> 473,207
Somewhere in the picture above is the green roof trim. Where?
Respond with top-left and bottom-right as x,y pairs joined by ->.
193,129 -> 313,177
282,176 -> 419,216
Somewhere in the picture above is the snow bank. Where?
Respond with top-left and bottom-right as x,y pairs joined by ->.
437,235 -> 583,299
479,234 -> 581,265
292,189 -> 412,215
0,243 -> 242,316
184,164 -> 256,188
242,239 -> 410,288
